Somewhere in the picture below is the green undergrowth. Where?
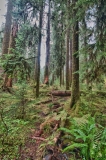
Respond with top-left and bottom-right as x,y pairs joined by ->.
60,115 -> 106,160
60,90 -> 106,160
0,83 -> 46,159
0,83 -> 106,159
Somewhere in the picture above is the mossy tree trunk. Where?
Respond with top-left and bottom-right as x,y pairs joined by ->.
70,0 -> 79,108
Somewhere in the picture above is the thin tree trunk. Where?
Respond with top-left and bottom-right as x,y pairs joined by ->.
66,0 -> 70,90
62,66 -> 65,86
51,64 -> 54,85
70,39 -> 72,86
36,1 -> 43,98
60,68 -> 62,87
44,0 -> 50,85
70,0 -> 79,108
60,39 -> 63,87
34,46 -> 37,82
83,18 -> 89,87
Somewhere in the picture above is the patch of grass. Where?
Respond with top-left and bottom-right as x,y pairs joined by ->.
0,83 -> 45,159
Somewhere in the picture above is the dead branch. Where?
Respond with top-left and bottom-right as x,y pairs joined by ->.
36,99 -> 52,105
31,137 -> 47,141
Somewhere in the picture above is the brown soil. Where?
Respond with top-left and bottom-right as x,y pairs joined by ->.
18,95 -> 70,160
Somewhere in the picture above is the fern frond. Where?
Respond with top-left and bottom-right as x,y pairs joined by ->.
73,114 -> 90,127
63,143 -> 87,152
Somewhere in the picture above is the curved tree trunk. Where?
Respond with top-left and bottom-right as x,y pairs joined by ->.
70,0 -> 79,108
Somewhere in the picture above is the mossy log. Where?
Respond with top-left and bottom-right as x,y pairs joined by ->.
51,91 -> 71,96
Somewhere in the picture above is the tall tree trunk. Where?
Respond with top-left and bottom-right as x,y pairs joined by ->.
62,66 -> 65,86
44,0 -> 50,85
66,0 -> 70,90
60,36 -> 63,87
50,63 -> 54,85
60,68 -> 62,87
70,39 -> 72,86
34,47 -> 37,82
8,21 -> 18,54
4,21 -> 18,88
2,0 -> 13,90
2,0 -> 13,55
60,11 -> 65,87
70,0 -> 79,108
83,18 -> 89,88
36,1 -> 43,98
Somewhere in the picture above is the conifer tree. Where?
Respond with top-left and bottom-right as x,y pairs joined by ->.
44,0 -> 51,85
2,0 -> 13,55
36,0 -> 43,97
70,0 -> 79,108
66,0 -> 70,90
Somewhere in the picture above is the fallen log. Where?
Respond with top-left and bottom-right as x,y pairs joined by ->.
51,90 -> 71,96
36,99 -> 52,105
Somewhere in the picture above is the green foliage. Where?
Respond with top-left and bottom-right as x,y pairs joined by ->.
0,98 -> 28,159
15,22 -> 39,54
0,24 -> 4,52
14,82 -> 28,118
0,82 -> 37,159
0,54 -> 31,81
60,116 -> 106,160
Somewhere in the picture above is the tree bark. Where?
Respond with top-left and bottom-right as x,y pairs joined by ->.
66,0 -> 70,90
83,18 -> 89,87
62,66 -> 65,86
70,0 -> 79,108
2,0 -> 13,90
70,39 -> 72,86
3,21 -> 18,88
51,90 -> 71,96
36,1 -> 43,98
60,68 -> 62,87
2,0 -> 13,55
44,0 -> 50,85
8,21 -> 18,54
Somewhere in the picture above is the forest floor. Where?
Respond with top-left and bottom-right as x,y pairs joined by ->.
0,84 -> 106,160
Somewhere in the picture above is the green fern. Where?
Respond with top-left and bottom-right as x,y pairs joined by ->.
73,114 -> 90,127
60,116 -> 106,160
